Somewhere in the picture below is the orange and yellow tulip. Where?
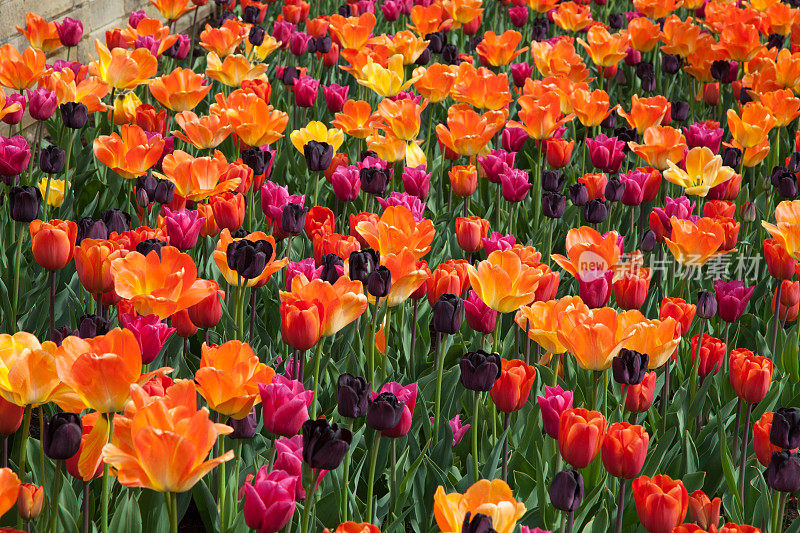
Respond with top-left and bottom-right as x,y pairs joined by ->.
434,479 -> 526,533
0,468 -> 20,517
39,68 -> 110,113
29,219 -> 77,272
628,17 -> 660,53
570,89 -> 615,128
172,111 -> 232,150
355,206 -> 435,258
628,126 -> 687,170
413,63 -> 456,103
333,100 -> 374,139
633,0 -> 682,18
664,217 -> 731,266
221,91 -> 288,146
283,274 -> 368,334
155,150 -> 239,201
577,26 -> 629,68
16,13 -> 61,53
659,15 -> 703,58
374,98 -> 426,142
110,246 -> 217,318
149,68 -> 211,112
551,226 -> 622,280
435,104 -> 506,157
515,296 -> 590,355
713,21 -> 764,63
726,102 -> 776,148
377,249 -> 430,307
93,124 -> 166,180
551,1 -> 593,32
618,95 -> 671,134
530,38 -> 591,84
442,0 -> 484,26
55,328 -> 170,413
213,229 -> 287,288
0,44 -> 47,90
557,306 -> 635,370
476,31 -> 528,67
357,54 -> 422,97
409,4 -> 452,35
199,19 -> 247,57
663,147 -> 737,197
329,13 -> 376,50
102,380 -> 233,492
150,0 -> 196,21
759,89 -> 800,128
75,239 -> 125,295
450,63 -> 513,111
510,93 -> 574,140
89,40 -> 157,90
195,340 -> 274,419
205,53 -> 268,87
620,313 -> 681,369
466,250 -> 544,313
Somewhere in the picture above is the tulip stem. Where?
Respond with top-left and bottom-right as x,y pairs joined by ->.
472,391 -> 480,482
2,435 -> 7,468
82,481 -> 90,533
410,300 -> 418,381
689,319 -> 705,429
738,402 -> 752,508
564,509 -> 574,533
773,490 -> 788,533
15,406 -> 31,519
368,297 -> 381,386
433,332 -> 445,439
501,412 -> 510,482
49,460 -> 63,533
660,359 -> 671,434
733,398 -> 742,464
492,313 -> 502,356
231,440 -> 242,520
101,413 -> 113,533
390,438 -> 397,516
49,271 -> 56,333
339,419 -> 352,522
310,341 -> 324,419
11,223 -> 25,330
365,432 -> 381,524
218,435 -> 227,533
614,480 -> 626,533
38,406 -> 45,490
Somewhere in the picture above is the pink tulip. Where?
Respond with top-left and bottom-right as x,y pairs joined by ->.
536,385 -> 573,439
508,5 -> 528,27
322,83 -> 349,113
402,164 -> 431,198
500,167 -> 532,202
449,414 -> 470,446
293,76 -> 319,107
119,314 -> 176,365
586,134 -> 626,173
714,279 -> 755,323
578,269 -> 613,308
128,10 -> 147,28
502,127 -> 528,152
477,149 -> 515,184
2,94 -> 26,125
55,17 -> 84,47
162,207 -> 205,251
381,0 -> 401,20
331,165 -> 360,202
289,32 -> 312,56
683,122 -> 724,153
0,135 -> 30,176
510,62 -> 533,87
259,375 -> 314,437
285,258 -> 323,290
464,290 -> 497,335
242,467 -> 297,533
377,192 -> 426,222
26,88 -> 57,121
482,232 -> 515,254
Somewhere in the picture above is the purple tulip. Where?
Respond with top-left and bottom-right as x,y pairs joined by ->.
536,385 -> 574,439
162,207 -> 205,251
0,135 -> 31,177
464,290 -> 497,335
242,467 -> 297,533
714,279 -> 755,323
55,17 -> 84,47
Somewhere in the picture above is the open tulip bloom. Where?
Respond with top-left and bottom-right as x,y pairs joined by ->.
2,2 -> 800,533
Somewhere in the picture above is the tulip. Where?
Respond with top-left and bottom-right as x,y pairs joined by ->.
500,167 -> 532,202
770,407 -> 800,450
367,266 -> 392,298
448,415 -> 470,447
366,392 -> 404,430
577,270 -> 613,308
43,413 -> 82,460
322,84 -> 349,113
162,207 -> 204,251
337,374 -> 370,419
659,297 -> 696,337
29,219 -> 78,271
478,150 -> 515,184
558,408 -> 606,468
119,314 -> 175,365
431,293 -> 464,335
549,469 -> 583,511
294,76 -> 320,107
227,411 -> 257,439
39,145 -> 65,175
687,490 -> 721,531
171,309 -> 198,338
459,350 -> 501,392
601,422 -> 649,479
450,165 -> 478,197
402,165 -> 430,198
490,359 -> 536,413
26,87 -> 57,121
728,348 -> 772,404
9,186 -> 42,223
434,479 -> 526,533
2,94 -> 25,125
754,412 -> 798,468
765,451 -> 800,493
764,239 -> 798,280
372,382 -> 417,438
537,386 -> 574,440
612,349 -> 649,385
259,375 -> 314,437
623,372 -> 657,413
227,239 -> 273,279
631,474 -> 688,533
713,280 -> 754,323
0,135 -> 31,177
464,290 -> 497,335
614,268 -> 651,310
545,138 -> 574,169
331,165 -> 360,202
242,467 -> 297,533
587,134 -> 626,173
302,418 -> 352,469
16,482 -> 44,520
690,334 -> 726,378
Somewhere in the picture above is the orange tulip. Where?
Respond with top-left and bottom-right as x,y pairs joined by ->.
558,408 -> 606,468
758,89 -> 800,128
156,150 -> 237,201
39,68 -> 110,113
195,340 -> 274,419
213,229 -> 287,288
578,26 -> 629,68
687,490 -> 721,531
172,111 -> 231,150
102,380 -> 233,492
355,205 -> 435,258
601,422 -> 649,479
374,98 -> 426,142
199,19 -> 247,57
332,100 -> 374,139
409,4 -> 452,35
16,13 -> 61,53
323,522 -> 380,533
149,68 -> 211,112
570,89 -> 614,128
377,249 -> 430,307
110,246 -> 216,319
727,102 -> 776,149
89,40 -> 157,90
466,250 -> 543,313
509,93 -> 574,140
489,358 -> 537,413
222,91 -> 288,146
665,216 -> 731,266
659,15 -> 703,58
29,219 -> 78,271
713,22 -> 764,63
205,53 -> 268,87
619,95 -> 671,135
442,0 -> 484,26
628,17 -> 660,53
551,226 -> 622,280
151,0 -> 196,21
476,31 -> 527,67
434,479 -> 526,533
281,299 -> 323,351
530,38 -> 591,84
633,0 -> 682,18
449,164 -> 478,197
455,217 -> 490,253
0,468 -> 21,518
0,44 -> 47,90
621,313 -> 681,369
558,306 -> 635,370
515,296 -> 590,355
281,274 -> 368,335
55,328 -> 170,413
329,13 -> 376,50
16,482 -> 44,520
632,475 -> 689,533
450,63 -> 513,111
93,124 -> 165,180
551,1 -> 593,32
0,332 -> 82,410
313,232 -> 362,264
629,126 -> 687,170
426,260 -> 470,306
435,104 -> 506,157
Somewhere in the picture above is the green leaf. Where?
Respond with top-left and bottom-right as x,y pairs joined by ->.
109,493 -> 142,533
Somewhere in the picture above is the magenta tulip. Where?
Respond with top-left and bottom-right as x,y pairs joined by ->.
331,165 -> 360,202
500,167 -> 532,202
0,135 -> 31,176
482,231 -> 516,254
464,290 -> 497,335
55,17 -> 84,47
322,83 -> 349,113
536,385 -> 574,439
714,279 -> 755,323
478,149 -> 515,184
578,269 -> 613,308
162,207 -> 204,251
402,164 -> 431,198
683,122 -> 724,153
242,467 -> 297,533
119,313 -> 176,365
26,88 -> 58,121
259,375 -> 314,437
293,76 -> 319,107
586,134 -> 626,173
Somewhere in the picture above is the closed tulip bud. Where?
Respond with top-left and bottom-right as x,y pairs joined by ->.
26,88 -> 58,121
601,110 -> 617,129
625,48 -> 641,66
549,469 -> 584,511
462,512 -> 497,533
136,238 -> 168,257
609,13 -> 625,28
322,84 -> 349,113
613,349 -> 649,385
510,62 -> 533,88
710,60 -> 737,83
714,280 -> 754,323
77,314 -> 110,338
153,178 -> 174,204
671,101 -> 689,121
584,199 -> 607,224
349,249 -> 379,283
304,141 -> 334,172
661,54 -> 681,74
695,290 -> 717,319
425,31 -> 445,54
558,408 -> 606,468
119,313 -> 175,365
55,16 -> 83,46
537,386 -> 573,439
225,410 -> 258,439
367,265 -> 392,298
490,359 -> 536,413
2,94 -> 25,125
402,165 -> 430,198
690,334 -> 726,378
464,290 -> 497,335
450,165 -> 478,197
227,239 -> 273,279
602,422 -> 649,479
9,186 -> 41,223
778,177 -> 797,199
770,407 -> 800,450
43,413 -> 82,460
366,391 -> 404,430
294,76 -> 319,108
281,300 -> 322,351
614,269 -> 651,310
441,43 -> 459,64
765,239 -> 798,280
727,353 -> 773,407
455,216 -> 490,252
578,270 -> 613,308
248,25 -> 266,47
542,192 -> 566,219
319,253 -> 343,283
587,135 -> 626,174
640,230 -> 656,252
136,174 -> 157,204
0,396 -> 24,435
101,208 -> 131,235
502,127 -> 528,152
623,371 -> 656,413
569,183 -> 589,206
542,170 -> 564,192
500,168 -> 532,202
39,145 -> 65,175
765,451 -> 800,493
459,350 -> 501,391
280,203 -> 308,236
604,178 -> 626,203
337,373 -> 370,419
59,102 -> 88,129
687,490 -> 721,530
188,286 -> 224,329
16,483 -> 44,520
242,467 -> 297,533
302,418 -> 352,469
30,219 -> 78,271
545,138 -> 574,169
171,308 -> 198,338
432,293 -> 464,335
722,147 -> 742,169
